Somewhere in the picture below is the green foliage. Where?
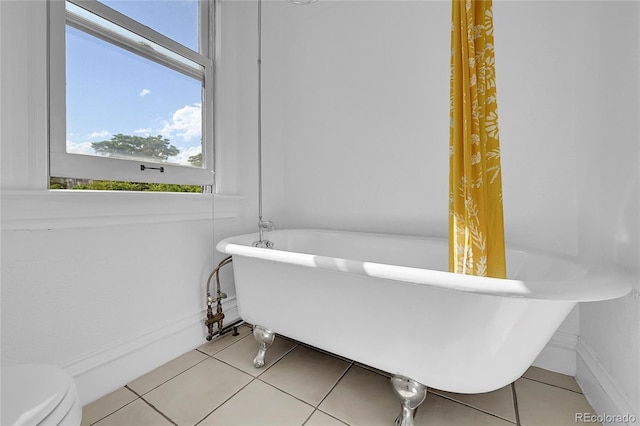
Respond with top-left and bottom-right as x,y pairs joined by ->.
145,183 -> 202,193
188,153 -> 202,167
50,178 -> 202,193
92,134 -> 180,160
50,134 -> 204,193
49,181 -> 66,190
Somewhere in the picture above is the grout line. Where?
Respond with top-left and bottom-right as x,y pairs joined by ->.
128,352 -> 211,396
257,378 -> 317,409
307,363 -> 354,426
254,340 -> 300,377
315,362 -> 355,408
99,330 -> 544,426
520,376 -> 583,394
210,355 -> 261,377
431,392 -> 519,425
248,341 -> 357,425
301,408 -> 316,426
196,326 -> 253,357
193,377 -> 257,426
84,389 -> 141,426
93,341 -> 529,426
352,361 -> 392,378
511,382 -> 521,426
302,408 -> 349,426
301,408 -> 318,426
297,341 -> 354,365
195,348 -> 212,357
253,343 -> 354,424
126,332 -> 256,426
314,408 -> 350,425
126,385 -> 179,426
193,325 -> 295,419
191,337 -> 308,425
210,340 -> 299,380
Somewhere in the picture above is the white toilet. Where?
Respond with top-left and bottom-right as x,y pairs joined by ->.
1,364 -> 82,426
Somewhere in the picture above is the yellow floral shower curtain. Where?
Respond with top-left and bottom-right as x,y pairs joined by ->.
449,0 -> 506,278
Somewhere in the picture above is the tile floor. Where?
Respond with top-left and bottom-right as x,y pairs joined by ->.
81,325 -> 600,426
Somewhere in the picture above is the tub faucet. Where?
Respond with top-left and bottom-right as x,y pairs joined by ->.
253,218 -> 275,248
259,219 -> 275,232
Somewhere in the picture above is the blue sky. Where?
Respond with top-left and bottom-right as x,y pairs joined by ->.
65,0 -> 203,166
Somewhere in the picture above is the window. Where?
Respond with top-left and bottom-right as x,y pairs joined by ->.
49,0 -> 214,190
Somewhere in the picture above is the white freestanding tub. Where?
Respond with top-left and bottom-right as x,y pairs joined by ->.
217,229 -> 631,425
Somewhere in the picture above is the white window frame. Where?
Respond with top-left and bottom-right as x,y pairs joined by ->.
48,0 -> 215,188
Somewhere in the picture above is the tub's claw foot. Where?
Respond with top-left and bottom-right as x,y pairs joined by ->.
252,325 -> 275,368
391,375 -> 427,426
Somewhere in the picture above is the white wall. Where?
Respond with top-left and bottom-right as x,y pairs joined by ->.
252,0 -> 585,370
2,0 -> 637,416
571,2 -> 640,421
233,0 -> 638,417
0,0 -> 255,405
261,0 -> 450,237
257,0 -> 585,255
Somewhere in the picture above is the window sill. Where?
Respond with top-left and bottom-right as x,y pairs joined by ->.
0,190 -> 245,230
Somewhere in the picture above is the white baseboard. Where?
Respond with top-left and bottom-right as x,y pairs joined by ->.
532,329 -> 579,376
576,338 -> 639,426
62,298 -> 239,406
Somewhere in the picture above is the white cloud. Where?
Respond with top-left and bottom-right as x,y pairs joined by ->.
134,128 -> 152,137
170,145 -> 202,166
88,130 -> 111,139
139,89 -> 151,97
66,140 -> 96,156
160,103 -> 201,143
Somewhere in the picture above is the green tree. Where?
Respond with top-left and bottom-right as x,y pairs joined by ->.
188,153 -> 202,167
50,134 -> 203,192
92,134 -> 179,160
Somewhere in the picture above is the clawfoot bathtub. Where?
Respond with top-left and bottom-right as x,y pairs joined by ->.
217,229 -> 631,426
